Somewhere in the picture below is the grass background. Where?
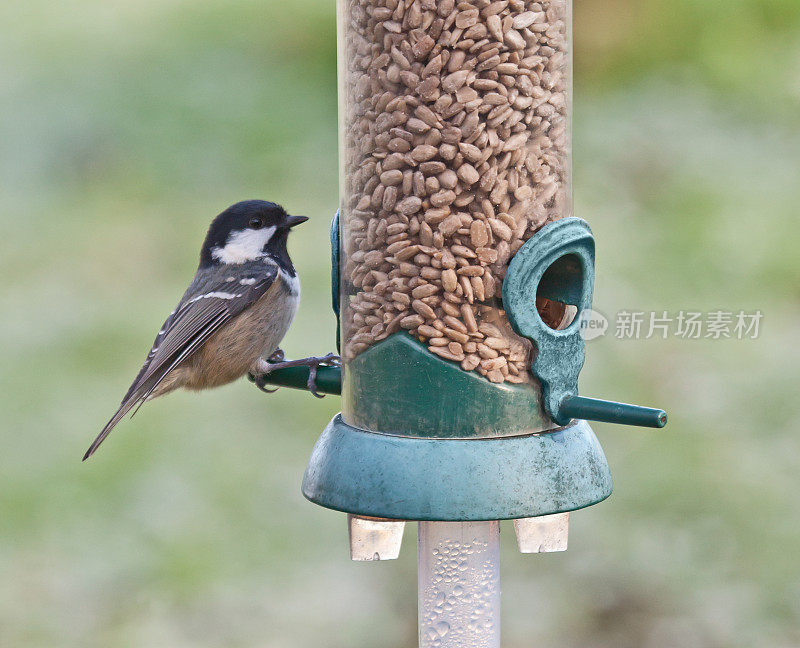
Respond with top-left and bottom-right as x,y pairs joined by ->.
1,1 -> 798,646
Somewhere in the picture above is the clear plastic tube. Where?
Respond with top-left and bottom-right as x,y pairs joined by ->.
338,0 -> 573,384
418,521 -> 501,648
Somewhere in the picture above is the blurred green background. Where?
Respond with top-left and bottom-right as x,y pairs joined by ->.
1,0 -> 798,646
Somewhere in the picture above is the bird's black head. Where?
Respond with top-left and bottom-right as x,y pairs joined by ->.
199,200 -> 308,273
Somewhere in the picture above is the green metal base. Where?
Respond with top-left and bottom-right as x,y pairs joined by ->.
343,333 -> 551,438
302,414 -> 613,521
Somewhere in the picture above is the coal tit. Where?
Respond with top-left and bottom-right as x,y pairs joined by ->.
85,200 -> 338,460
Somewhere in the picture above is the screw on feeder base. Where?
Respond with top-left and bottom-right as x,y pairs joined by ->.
348,515 -> 405,561
344,514 -> 572,562
514,513 -> 570,553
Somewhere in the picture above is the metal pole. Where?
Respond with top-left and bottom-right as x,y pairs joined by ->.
418,521 -> 501,648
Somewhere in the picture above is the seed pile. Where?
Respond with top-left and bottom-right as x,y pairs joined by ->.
341,0 -> 570,383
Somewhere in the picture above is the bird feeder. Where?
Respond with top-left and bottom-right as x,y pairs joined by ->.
259,0 -> 666,645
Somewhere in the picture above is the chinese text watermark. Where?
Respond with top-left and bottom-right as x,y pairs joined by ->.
578,310 -> 763,341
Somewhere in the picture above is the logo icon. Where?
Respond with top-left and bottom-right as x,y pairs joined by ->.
578,309 -> 608,341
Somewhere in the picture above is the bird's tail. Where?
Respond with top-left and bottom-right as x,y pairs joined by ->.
84,371 -> 182,460
83,398 -> 140,461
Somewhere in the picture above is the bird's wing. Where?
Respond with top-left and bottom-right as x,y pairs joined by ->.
84,266 -> 278,460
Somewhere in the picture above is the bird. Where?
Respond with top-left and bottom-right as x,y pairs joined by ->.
84,200 -> 339,460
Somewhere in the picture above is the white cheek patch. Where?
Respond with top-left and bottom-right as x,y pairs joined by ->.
211,226 -> 277,264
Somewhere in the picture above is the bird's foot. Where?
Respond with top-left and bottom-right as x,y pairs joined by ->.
249,353 -> 340,398
249,348 -> 287,391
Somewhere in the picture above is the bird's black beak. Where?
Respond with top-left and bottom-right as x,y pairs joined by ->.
285,215 -> 309,228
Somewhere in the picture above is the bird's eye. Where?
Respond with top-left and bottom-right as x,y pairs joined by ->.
249,217 -> 264,229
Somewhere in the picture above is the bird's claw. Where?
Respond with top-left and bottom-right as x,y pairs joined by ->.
303,353 -> 340,398
308,364 -> 324,398
313,352 -> 341,368
251,372 -> 279,394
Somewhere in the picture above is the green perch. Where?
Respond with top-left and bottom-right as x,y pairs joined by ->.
558,396 -> 667,429
251,365 -> 342,396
